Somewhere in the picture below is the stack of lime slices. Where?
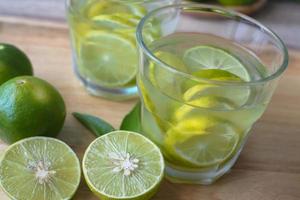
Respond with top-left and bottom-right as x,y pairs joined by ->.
78,1 -> 159,88
147,45 -> 251,168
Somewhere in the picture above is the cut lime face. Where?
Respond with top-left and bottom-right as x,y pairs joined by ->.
80,31 -> 138,87
83,131 -> 164,200
165,117 -> 239,167
183,45 -> 250,81
0,137 -> 81,200
92,14 -> 137,29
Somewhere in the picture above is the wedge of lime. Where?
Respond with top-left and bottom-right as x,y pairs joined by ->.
165,117 -> 239,168
83,131 -> 164,200
183,45 -> 250,81
0,137 -> 81,200
80,31 -> 137,87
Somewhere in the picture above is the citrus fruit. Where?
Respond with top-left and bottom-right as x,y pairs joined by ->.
0,76 -> 66,144
0,137 -> 81,200
164,117 -> 239,167
80,31 -> 138,87
92,14 -> 137,29
0,43 -> 33,85
83,131 -> 164,200
183,45 -> 250,81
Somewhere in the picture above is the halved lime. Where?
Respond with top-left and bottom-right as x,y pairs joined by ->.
83,131 -> 164,200
80,31 -> 138,87
0,137 -> 81,200
183,45 -> 250,81
165,117 -> 239,167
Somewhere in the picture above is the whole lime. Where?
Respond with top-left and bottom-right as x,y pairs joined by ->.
0,43 -> 33,85
218,0 -> 255,5
0,76 -> 66,144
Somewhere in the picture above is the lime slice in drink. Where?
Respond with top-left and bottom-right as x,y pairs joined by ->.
183,69 -> 250,107
183,45 -> 250,81
165,117 -> 239,167
86,1 -> 146,19
149,51 -> 186,93
0,137 -> 81,200
83,131 -> 164,200
92,14 -> 137,29
80,31 -> 137,87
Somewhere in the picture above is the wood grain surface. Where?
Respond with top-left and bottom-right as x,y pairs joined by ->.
0,8 -> 300,200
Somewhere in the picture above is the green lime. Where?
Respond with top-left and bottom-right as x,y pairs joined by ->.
218,0 -> 255,5
0,43 -> 33,85
183,45 -> 250,81
83,131 -> 164,200
165,117 -> 239,167
80,31 -> 138,87
0,137 -> 81,200
0,76 -> 66,144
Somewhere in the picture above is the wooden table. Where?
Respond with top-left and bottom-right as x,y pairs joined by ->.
0,3 -> 300,200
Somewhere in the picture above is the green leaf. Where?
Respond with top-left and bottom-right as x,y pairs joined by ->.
120,101 -> 142,132
73,112 -> 115,137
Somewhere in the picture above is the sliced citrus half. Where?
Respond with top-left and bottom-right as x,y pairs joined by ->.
80,31 -> 138,87
82,131 -> 164,200
0,137 -> 81,200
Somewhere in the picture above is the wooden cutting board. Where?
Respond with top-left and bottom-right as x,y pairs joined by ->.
0,17 -> 300,200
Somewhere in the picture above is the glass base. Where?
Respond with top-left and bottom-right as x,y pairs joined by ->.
165,149 -> 242,185
73,64 -> 138,101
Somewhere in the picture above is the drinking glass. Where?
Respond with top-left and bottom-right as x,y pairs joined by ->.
136,4 -> 288,184
66,0 -> 180,100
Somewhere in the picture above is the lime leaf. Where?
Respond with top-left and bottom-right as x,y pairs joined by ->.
120,101 -> 141,132
73,112 -> 115,137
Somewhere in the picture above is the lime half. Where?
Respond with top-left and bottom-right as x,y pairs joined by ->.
0,137 -> 81,200
80,31 -> 137,87
183,45 -> 250,81
165,117 -> 239,167
83,131 -> 164,200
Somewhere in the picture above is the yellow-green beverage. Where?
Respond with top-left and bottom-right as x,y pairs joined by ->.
66,0 -> 179,100
136,5 -> 288,184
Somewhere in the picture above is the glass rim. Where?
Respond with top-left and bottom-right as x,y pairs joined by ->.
136,3 -> 289,86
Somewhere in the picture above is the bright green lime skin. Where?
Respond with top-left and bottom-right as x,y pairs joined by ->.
218,0 -> 255,5
0,76 -> 66,144
0,43 -> 33,85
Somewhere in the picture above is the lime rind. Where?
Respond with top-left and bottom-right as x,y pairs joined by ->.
83,131 -> 164,200
0,137 -> 81,200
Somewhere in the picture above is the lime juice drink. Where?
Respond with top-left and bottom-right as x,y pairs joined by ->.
66,0 -> 180,100
136,4 -> 288,184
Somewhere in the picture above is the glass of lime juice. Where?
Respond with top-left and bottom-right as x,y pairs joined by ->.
136,4 -> 288,184
66,0 -> 180,100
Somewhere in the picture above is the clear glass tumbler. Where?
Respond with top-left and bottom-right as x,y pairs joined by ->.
66,0 -> 180,100
136,4 -> 288,184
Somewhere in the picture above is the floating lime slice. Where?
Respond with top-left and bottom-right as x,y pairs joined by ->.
183,45 -> 250,81
165,117 -> 239,168
86,1 -> 147,19
0,137 -> 81,200
92,14 -> 137,29
80,31 -> 137,87
83,131 -> 164,200
183,69 -> 250,107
